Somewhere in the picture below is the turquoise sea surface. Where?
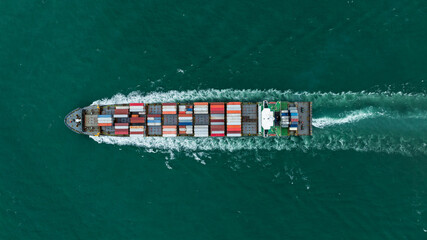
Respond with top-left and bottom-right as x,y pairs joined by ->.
1,0 -> 427,239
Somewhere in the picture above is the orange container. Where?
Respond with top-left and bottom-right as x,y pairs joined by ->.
226,110 -> 241,114
162,111 -> 176,114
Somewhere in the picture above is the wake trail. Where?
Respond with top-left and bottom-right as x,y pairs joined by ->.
90,89 -> 427,156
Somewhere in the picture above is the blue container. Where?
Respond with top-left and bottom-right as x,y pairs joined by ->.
147,120 -> 161,123
291,113 -> 298,116
281,113 -> 288,116
179,122 -> 193,126
98,115 -> 112,118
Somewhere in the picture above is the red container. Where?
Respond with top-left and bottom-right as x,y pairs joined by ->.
115,123 -> 129,126
114,109 -> 129,114
130,103 -> 144,106
130,117 -> 145,123
115,130 -> 129,135
227,131 -> 241,134
210,134 -> 225,137
178,114 -> 192,117
147,114 -> 161,118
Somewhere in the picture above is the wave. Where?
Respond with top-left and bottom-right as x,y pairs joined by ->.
313,108 -> 382,128
90,89 -> 427,156
91,88 -> 427,109
90,132 -> 426,156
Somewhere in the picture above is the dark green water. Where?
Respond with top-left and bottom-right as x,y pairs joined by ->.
1,0 -> 427,239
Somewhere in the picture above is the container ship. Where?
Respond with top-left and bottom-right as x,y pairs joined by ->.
65,101 -> 312,137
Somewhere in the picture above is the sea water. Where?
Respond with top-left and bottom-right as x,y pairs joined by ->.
1,0 -> 427,239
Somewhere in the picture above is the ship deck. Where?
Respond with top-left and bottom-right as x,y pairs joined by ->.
65,101 -> 312,137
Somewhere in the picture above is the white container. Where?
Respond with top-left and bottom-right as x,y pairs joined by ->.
115,126 -> 129,129
114,114 -> 128,118
227,133 -> 241,137
211,131 -> 224,134
227,105 -> 241,110
147,122 -> 161,126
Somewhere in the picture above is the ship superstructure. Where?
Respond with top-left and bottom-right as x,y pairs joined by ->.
65,101 -> 312,137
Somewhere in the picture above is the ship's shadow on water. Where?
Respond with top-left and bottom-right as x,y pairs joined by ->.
90,89 -> 427,157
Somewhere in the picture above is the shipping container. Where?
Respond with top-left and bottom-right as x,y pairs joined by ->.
194,102 -> 209,114
147,104 -> 162,114
162,126 -> 177,137
147,126 -> 162,136
162,103 -> 177,115
130,117 -> 145,123
115,129 -> 129,135
164,114 -> 177,126
210,103 -> 225,137
114,114 -> 128,118
114,109 -> 129,114
194,125 -> 209,137
130,103 -> 145,113
227,102 -> 241,137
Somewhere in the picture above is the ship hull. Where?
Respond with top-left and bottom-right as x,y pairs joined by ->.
65,101 -> 312,137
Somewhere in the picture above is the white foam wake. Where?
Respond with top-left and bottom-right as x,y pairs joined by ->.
91,88 -> 427,109
90,133 -> 426,156
312,108 -> 383,128
89,89 -> 427,156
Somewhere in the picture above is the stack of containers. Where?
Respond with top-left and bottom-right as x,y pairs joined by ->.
97,115 -> 113,126
147,114 -> 161,126
280,110 -> 289,127
114,106 -> 129,118
130,104 -> 145,124
162,103 -> 177,114
194,102 -> 209,137
210,103 -> 225,137
162,126 -> 177,137
115,123 -> 129,135
226,102 -> 242,137
178,104 -> 193,135
130,126 -> 144,136
129,103 -> 145,114
130,116 -> 145,124
289,107 -> 298,131
194,102 -> 209,114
